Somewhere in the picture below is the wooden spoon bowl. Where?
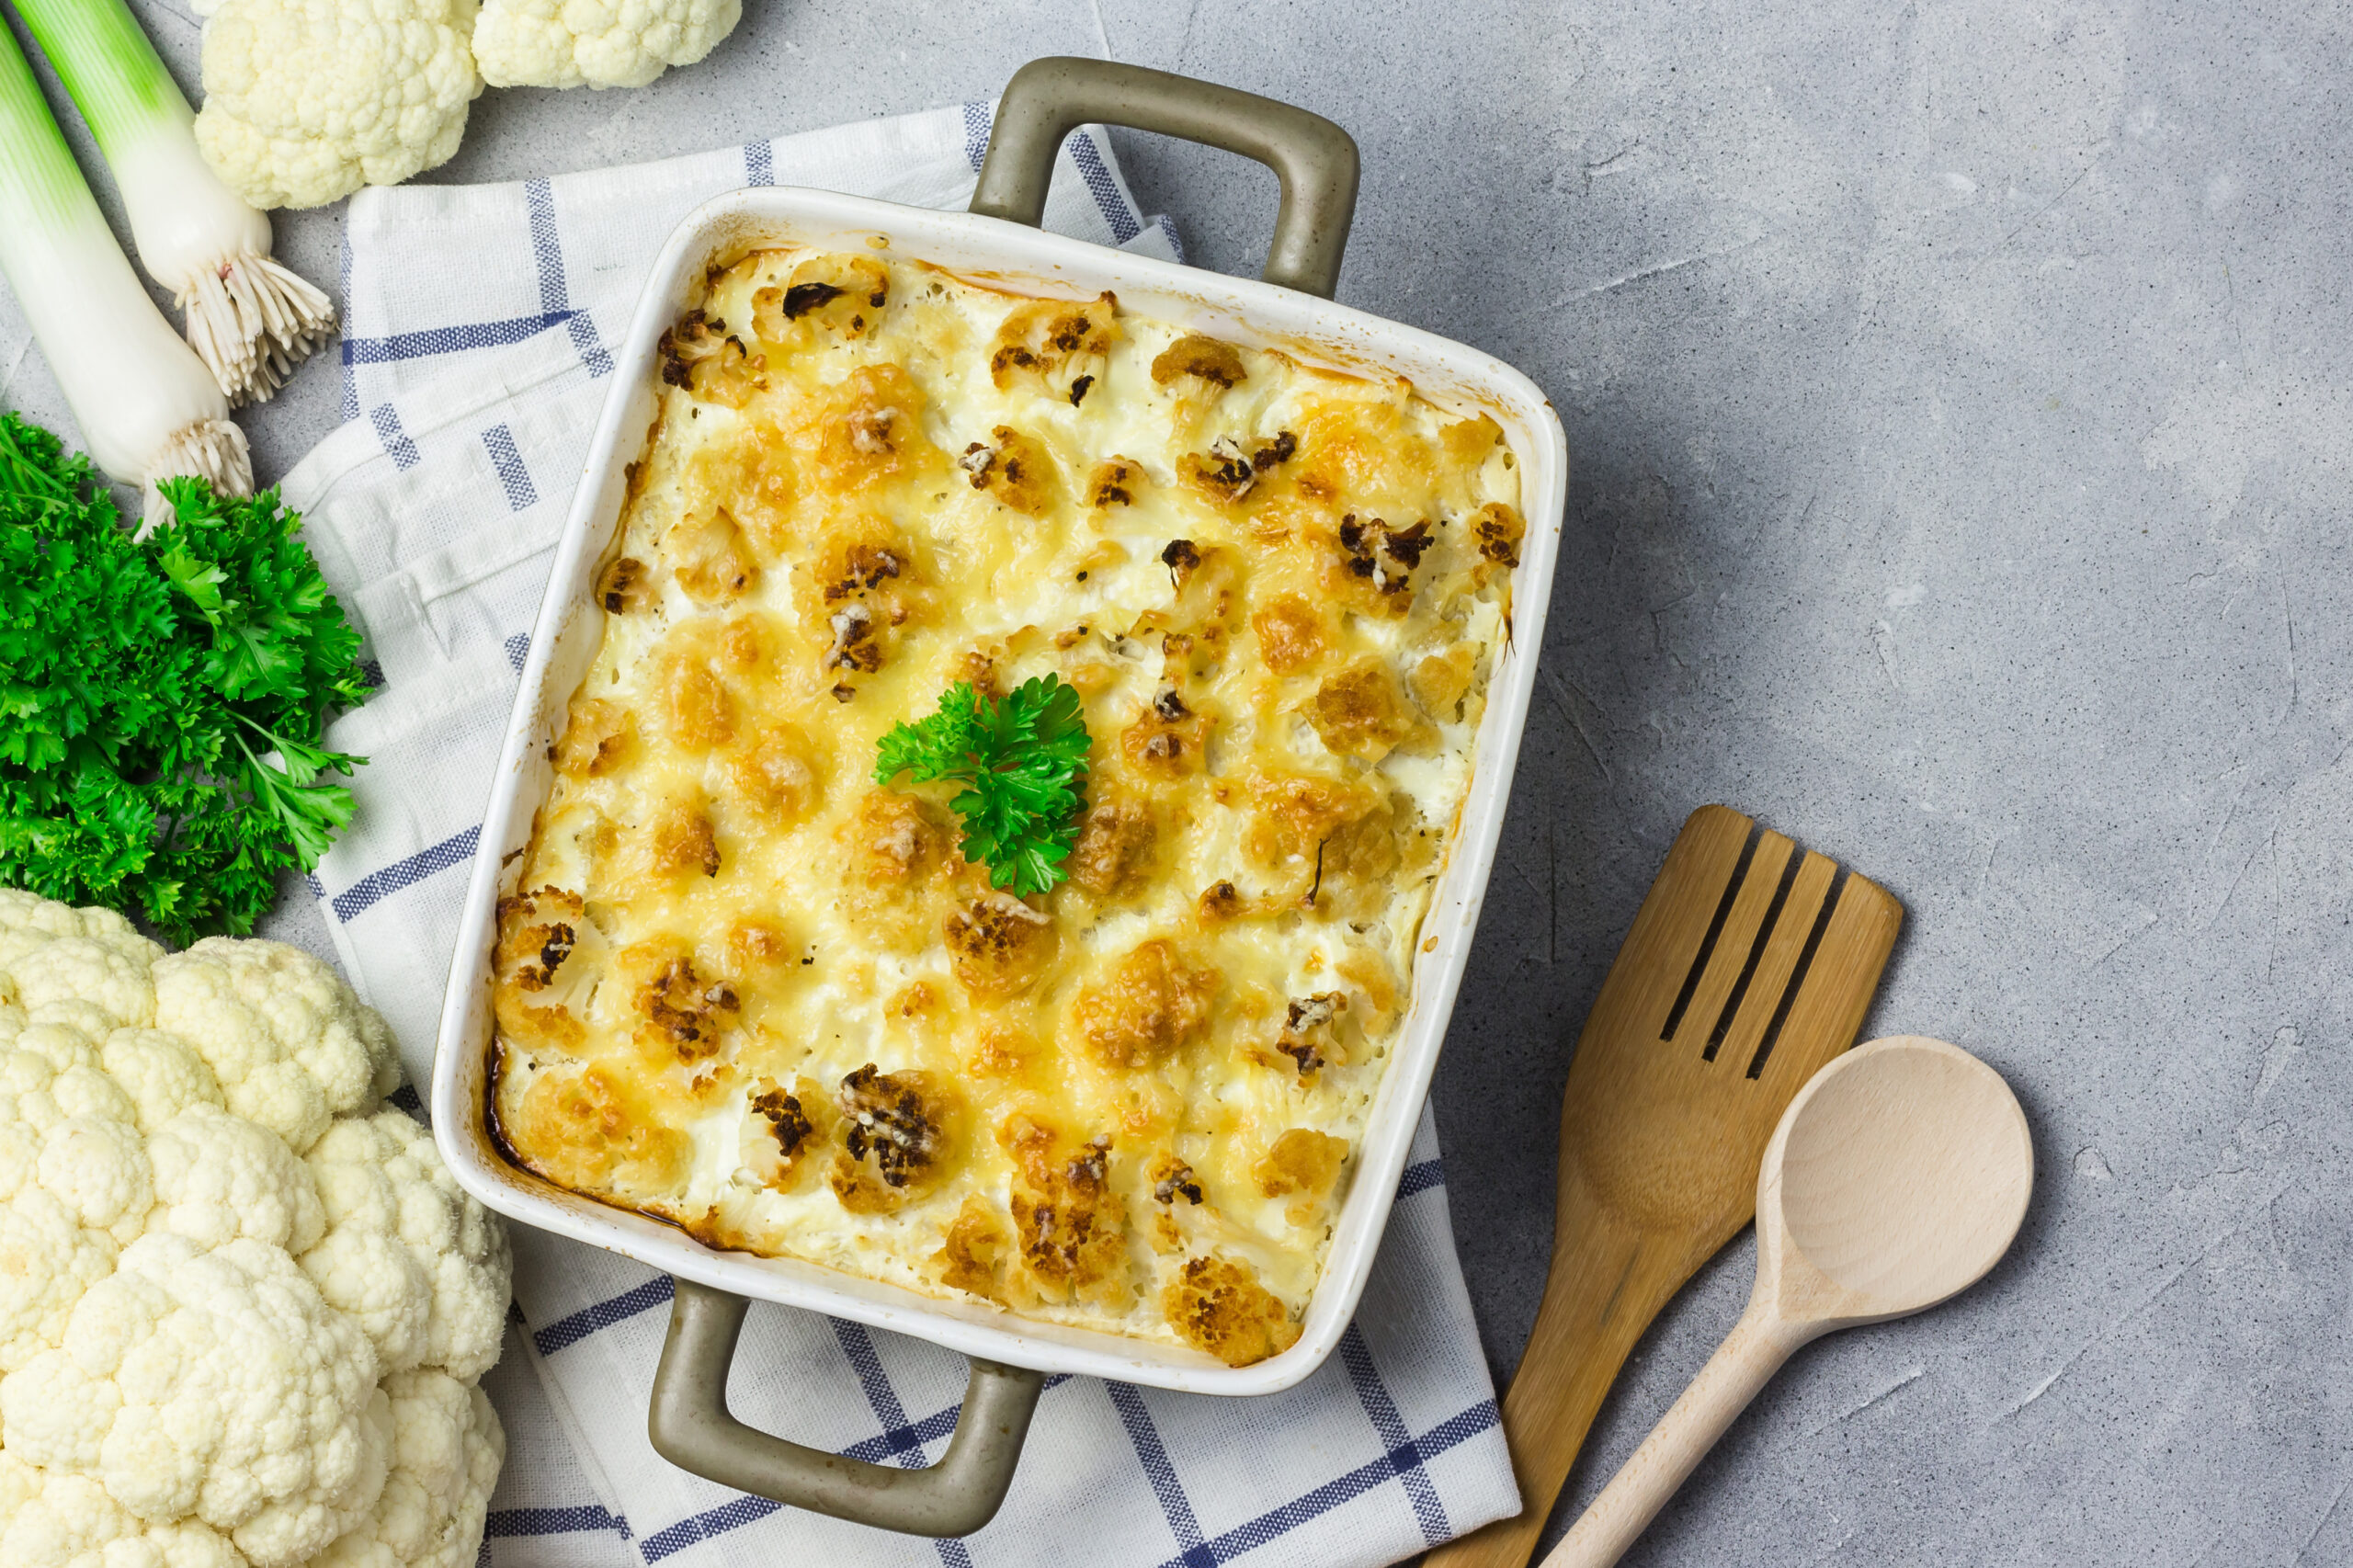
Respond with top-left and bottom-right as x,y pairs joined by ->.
1541,1036 -> 2033,1568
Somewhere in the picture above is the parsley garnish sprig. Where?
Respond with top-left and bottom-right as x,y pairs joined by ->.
873,674 -> 1090,897
0,414 -> 368,943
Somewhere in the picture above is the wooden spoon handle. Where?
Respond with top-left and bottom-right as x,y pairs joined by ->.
1538,1304 -> 1803,1568
1425,1206 -> 1685,1568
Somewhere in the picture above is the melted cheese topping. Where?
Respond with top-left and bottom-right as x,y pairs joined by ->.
491,248 -> 1523,1365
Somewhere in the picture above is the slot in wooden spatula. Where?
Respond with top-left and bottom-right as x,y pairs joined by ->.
1426,804 -> 1903,1568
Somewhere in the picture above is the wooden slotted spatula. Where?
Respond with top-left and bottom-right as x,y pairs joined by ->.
1426,804 -> 1903,1568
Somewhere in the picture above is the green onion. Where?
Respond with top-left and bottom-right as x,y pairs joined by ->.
12,0 -> 335,404
0,16 -> 249,525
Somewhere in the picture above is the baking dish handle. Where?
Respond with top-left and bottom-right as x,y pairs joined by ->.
648,1278 -> 1046,1538
972,56 -> 1360,300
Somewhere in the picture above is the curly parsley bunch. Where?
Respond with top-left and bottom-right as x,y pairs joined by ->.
0,414 -> 368,942
873,673 -> 1091,897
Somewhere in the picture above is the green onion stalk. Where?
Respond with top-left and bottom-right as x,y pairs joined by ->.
9,0 -> 335,403
0,15 -> 250,525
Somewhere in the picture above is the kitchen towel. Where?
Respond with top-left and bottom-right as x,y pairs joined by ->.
280,101 -> 1519,1568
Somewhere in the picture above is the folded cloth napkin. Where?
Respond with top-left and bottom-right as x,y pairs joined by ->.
279,102 -> 1518,1568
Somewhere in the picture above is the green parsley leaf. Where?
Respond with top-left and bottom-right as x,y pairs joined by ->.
0,414 -> 370,944
872,674 -> 1090,897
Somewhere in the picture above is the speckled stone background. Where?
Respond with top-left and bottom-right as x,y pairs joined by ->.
6,0 -> 2350,1562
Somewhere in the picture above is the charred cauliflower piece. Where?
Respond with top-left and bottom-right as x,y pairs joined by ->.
1471,500 -> 1527,567
1150,334 -> 1246,390
660,309 -> 765,407
960,426 -> 1060,517
989,292 -> 1119,403
944,895 -> 1060,999
630,951 -> 739,1062
829,1065 -> 959,1212
739,1078 -> 821,1189
1165,1254 -> 1300,1367
1003,1117 -> 1129,1306
753,254 -> 890,341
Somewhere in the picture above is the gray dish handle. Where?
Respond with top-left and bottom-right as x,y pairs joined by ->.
972,56 -> 1360,300
648,1279 -> 1045,1538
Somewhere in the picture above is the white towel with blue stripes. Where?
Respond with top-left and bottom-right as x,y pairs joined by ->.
279,101 -> 1519,1568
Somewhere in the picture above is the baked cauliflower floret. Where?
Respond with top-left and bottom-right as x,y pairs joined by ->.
1064,939 -> 1219,1070
1067,798 -> 1157,898
508,1061 -> 691,1199
194,0 -> 483,210
472,0 -> 741,89
988,291 -> 1119,403
752,255 -> 890,343
1002,1117 -> 1129,1307
943,894 -> 1059,1000
1305,656 -> 1416,763
1164,1253 -> 1301,1368
829,1064 -> 960,1213
737,1078 -> 821,1189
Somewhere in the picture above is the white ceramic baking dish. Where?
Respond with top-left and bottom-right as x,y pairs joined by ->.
431,57 -> 1566,1536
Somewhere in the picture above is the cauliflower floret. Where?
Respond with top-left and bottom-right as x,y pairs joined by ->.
0,1034 -> 143,1370
150,1103 -> 326,1253
194,0 -> 483,210
0,891 -> 108,978
316,1369 -> 504,1568
301,1112 -> 510,1379
472,0 -> 739,88
0,1186 -> 117,1373
34,1118 -> 153,1243
0,1233 -> 387,1568
153,940 -> 399,1153
98,1029 -> 229,1132
0,1455 -> 246,1568
3,933 -> 159,1029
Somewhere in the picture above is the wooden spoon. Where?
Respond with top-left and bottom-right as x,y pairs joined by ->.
1427,804 -> 1904,1568
1539,1035 -> 2034,1568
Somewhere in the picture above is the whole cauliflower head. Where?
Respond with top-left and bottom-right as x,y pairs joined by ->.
472,0 -> 740,89
194,0 -> 484,210
0,896 -> 510,1568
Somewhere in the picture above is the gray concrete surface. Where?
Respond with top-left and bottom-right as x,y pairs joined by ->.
6,0 -> 2350,1562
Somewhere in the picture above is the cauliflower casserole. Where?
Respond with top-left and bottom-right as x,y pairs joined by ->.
490,248 -> 1523,1366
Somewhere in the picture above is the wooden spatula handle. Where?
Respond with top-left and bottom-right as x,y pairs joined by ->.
1539,1303 -> 1808,1568
1423,1199 -> 1704,1568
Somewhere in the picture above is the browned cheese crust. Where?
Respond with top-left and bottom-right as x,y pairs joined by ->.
490,249 -> 1523,1364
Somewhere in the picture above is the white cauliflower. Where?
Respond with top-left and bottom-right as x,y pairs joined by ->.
153,938 -> 399,1153
314,1371 -> 504,1568
472,0 -> 738,88
193,0 -> 484,210
0,1452 -> 246,1568
0,896 -> 509,1568
302,1112 -> 508,1381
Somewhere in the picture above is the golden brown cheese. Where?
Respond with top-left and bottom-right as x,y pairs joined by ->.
490,247 -> 1522,1366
